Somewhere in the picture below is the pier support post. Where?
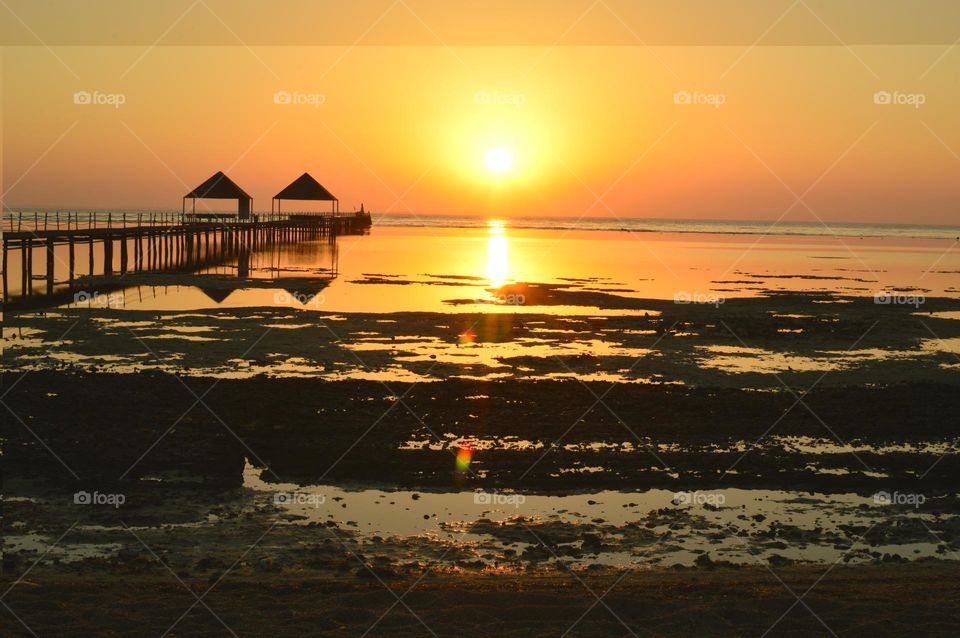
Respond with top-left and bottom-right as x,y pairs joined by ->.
2,240 -> 8,301
238,245 -> 249,277
25,239 -> 33,295
21,239 -> 28,295
45,238 -> 55,294
104,235 -> 113,275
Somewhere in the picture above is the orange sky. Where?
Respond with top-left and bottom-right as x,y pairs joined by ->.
3,1 -> 960,224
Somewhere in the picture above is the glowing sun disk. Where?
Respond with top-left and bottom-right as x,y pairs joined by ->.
485,147 -> 514,174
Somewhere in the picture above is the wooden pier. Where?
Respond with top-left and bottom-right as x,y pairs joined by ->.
2,210 -> 371,306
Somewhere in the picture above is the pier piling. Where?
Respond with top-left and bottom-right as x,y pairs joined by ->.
2,210 -> 371,307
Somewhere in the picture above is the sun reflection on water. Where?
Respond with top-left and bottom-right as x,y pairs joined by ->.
486,219 -> 509,288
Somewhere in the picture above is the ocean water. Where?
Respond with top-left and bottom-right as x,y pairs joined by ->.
5,209 -> 959,312
371,213 -> 960,241
6,209 -> 960,240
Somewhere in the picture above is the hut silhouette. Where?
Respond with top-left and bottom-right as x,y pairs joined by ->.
272,172 -> 339,215
282,284 -> 328,305
198,287 -> 234,304
183,171 -> 253,220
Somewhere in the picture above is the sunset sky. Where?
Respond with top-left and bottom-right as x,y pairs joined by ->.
3,0 -> 960,224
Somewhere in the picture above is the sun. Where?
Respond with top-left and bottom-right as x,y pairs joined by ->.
484,147 -> 514,174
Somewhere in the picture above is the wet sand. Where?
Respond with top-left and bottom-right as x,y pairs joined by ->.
4,564 -> 959,637
4,241 -> 960,634
4,371 -> 960,491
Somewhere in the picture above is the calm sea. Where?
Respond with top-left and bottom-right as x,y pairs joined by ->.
7,209 -> 960,241
372,213 -> 960,241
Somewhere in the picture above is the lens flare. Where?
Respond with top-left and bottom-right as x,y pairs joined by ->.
455,445 -> 473,472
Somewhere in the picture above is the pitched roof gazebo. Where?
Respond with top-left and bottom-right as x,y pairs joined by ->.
272,172 -> 339,214
183,171 -> 253,219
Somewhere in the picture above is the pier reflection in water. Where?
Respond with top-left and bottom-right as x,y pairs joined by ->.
2,211 -> 369,311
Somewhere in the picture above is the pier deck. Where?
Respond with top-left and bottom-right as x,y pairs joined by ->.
1,211 -> 371,305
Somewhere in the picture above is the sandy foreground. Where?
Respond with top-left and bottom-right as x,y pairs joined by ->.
3,291 -> 960,635
3,564 -> 959,637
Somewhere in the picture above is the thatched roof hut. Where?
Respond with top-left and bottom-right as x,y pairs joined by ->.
183,171 -> 253,219
272,172 -> 338,214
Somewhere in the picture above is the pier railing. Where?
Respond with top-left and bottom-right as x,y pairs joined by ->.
3,211 -> 183,233
2,210 -> 363,233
